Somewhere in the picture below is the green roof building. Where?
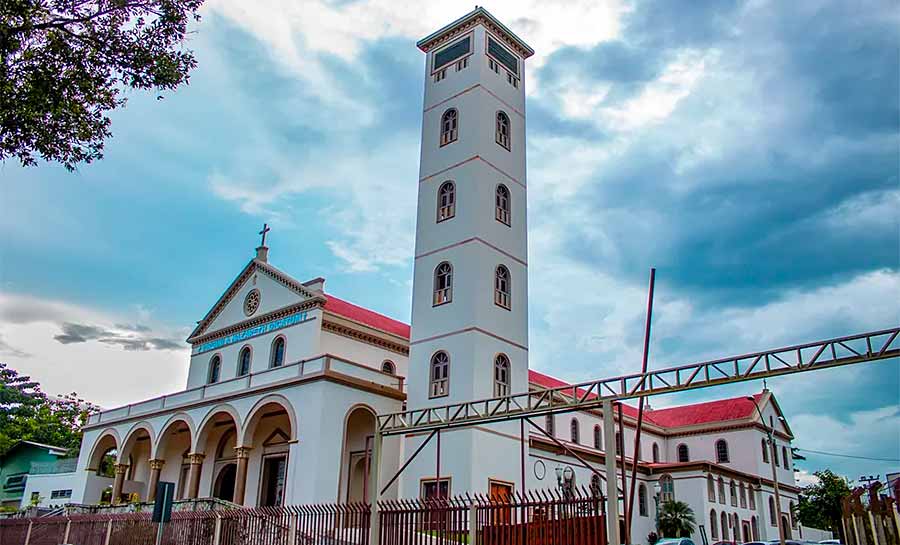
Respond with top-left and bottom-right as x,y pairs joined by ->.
0,441 -> 68,508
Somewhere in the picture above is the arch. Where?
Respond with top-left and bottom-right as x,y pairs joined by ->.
429,350 -> 450,398
783,446 -> 790,469
216,429 -> 237,459
440,108 -> 458,145
495,184 -> 511,225
570,418 -> 580,444
677,443 -> 689,462
213,463 -> 237,502
708,475 -> 716,501
208,353 -> 222,384
270,336 -> 286,368
381,360 -> 396,375
762,438 -> 769,463
638,484 -> 648,516
437,181 -> 456,222
769,497 -> 777,526
495,110 -> 510,150
545,414 -> 555,437
718,476 -> 726,503
593,425 -> 602,450
494,265 -> 511,309
87,429 -> 121,472
652,442 -> 659,463
721,511 -> 729,540
729,479 -> 737,506
710,509 -> 718,539
239,394 -> 298,447
659,474 -> 674,502
120,421 -> 156,461
152,413 -> 195,460
339,404 -> 377,502
493,353 -> 510,397
433,262 -> 453,305
716,439 -> 730,463
194,404 -> 242,453
740,482 -> 747,508
751,515 -> 759,540
789,500 -> 797,528
238,345 -> 252,376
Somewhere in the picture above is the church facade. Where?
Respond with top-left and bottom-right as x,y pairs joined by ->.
69,8 -> 802,543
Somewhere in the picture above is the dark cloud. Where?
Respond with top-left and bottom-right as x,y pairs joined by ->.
53,322 -> 183,351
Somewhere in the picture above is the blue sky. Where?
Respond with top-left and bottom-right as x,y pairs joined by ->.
1,0 -> 897,484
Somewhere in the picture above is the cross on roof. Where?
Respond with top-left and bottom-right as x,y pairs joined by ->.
259,223 -> 270,247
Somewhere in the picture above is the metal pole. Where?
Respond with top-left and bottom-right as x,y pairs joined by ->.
155,520 -> 165,545
63,519 -> 71,545
520,418 -> 526,494
368,428 -> 384,545
617,402 -> 630,544
104,519 -> 113,545
379,429 -> 438,496
628,268 -> 655,530
604,400 -> 621,545
24,520 -> 33,545
436,429 -> 441,495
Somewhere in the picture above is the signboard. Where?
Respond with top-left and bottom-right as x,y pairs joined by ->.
193,311 -> 310,355
152,482 -> 175,523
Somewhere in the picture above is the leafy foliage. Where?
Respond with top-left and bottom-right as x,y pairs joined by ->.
658,500 -> 696,538
797,470 -> 852,540
0,362 -> 99,456
0,0 -> 205,170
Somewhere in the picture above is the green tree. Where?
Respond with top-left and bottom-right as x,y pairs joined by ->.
658,500 -> 696,538
1,0 -> 205,171
0,362 -> 99,456
797,470 -> 852,540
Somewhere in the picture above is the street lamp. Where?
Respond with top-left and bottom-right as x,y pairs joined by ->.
747,395 -> 786,545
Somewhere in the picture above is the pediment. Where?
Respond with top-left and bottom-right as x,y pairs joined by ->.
188,259 -> 323,342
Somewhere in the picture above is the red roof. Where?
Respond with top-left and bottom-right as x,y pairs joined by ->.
323,294 -> 411,339
528,369 -> 762,428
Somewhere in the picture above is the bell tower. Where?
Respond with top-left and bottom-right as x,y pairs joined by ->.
402,8 -> 534,498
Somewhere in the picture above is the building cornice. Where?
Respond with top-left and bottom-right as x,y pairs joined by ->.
189,298 -> 324,346
417,8 -> 534,58
321,318 -> 409,356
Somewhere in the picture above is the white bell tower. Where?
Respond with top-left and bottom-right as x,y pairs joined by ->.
402,8 -> 534,498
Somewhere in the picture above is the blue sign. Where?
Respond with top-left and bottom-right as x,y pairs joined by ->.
194,311 -> 309,354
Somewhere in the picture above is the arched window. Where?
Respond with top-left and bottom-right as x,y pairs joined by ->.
790,501 -> 797,528
773,441 -> 780,467
433,262 -> 453,305
733,514 -> 740,538
593,425 -> 602,450
570,418 -> 580,444
749,486 -> 756,510
716,439 -> 730,463
494,265 -> 511,309
783,446 -> 790,469
270,337 -> 285,367
545,414 -> 555,437
493,354 -> 510,397
238,346 -> 251,376
440,108 -> 458,145
730,480 -> 737,506
762,438 -> 769,463
208,355 -> 221,384
710,510 -> 719,539
659,474 -> 674,503
677,444 -> 689,462
429,351 -> 450,398
495,184 -> 511,226
652,442 -> 660,463
740,483 -> 747,508
638,484 -> 648,516
708,475 -> 716,501
495,111 -> 510,150
751,516 -> 759,540
437,181 -> 455,222
769,497 -> 777,526
718,477 -> 726,504
381,360 -> 396,375
721,512 -> 729,540
615,431 -> 622,455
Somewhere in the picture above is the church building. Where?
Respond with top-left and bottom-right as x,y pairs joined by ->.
68,8 -> 802,543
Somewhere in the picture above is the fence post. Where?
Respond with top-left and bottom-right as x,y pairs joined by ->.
469,503 -> 478,545
104,519 -> 113,545
213,513 -> 222,545
367,429 -> 384,545
24,520 -> 33,545
603,400 -> 621,545
62,519 -> 71,545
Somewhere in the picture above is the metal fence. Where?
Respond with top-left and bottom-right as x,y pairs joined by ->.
0,489 -> 604,545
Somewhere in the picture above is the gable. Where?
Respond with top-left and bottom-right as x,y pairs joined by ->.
189,259 -> 322,342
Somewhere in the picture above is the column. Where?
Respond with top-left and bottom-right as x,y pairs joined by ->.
147,459 -> 165,502
186,453 -> 206,499
232,447 -> 252,505
111,463 -> 129,505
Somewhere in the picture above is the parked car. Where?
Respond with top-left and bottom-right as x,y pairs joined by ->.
712,541 -> 739,545
820,540 -> 842,545
743,541 -> 769,545
655,539 -> 696,545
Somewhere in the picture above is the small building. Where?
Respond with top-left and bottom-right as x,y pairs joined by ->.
0,441 -> 69,509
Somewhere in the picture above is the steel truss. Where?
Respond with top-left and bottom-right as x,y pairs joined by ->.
377,327 -> 899,436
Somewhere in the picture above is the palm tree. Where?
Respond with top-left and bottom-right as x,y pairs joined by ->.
658,500 -> 696,538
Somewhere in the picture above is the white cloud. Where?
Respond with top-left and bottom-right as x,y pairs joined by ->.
0,293 -> 190,409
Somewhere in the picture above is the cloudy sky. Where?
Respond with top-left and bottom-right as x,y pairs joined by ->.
1,0 -> 898,484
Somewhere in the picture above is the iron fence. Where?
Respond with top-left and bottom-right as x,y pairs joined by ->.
0,489 -> 604,545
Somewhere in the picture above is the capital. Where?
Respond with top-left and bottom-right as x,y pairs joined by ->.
234,446 -> 253,459
188,453 -> 206,465
114,463 -> 130,475
149,459 -> 165,471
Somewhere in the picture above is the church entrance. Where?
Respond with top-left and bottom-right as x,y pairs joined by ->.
339,407 -> 376,503
213,464 -> 237,503
261,455 -> 287,506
